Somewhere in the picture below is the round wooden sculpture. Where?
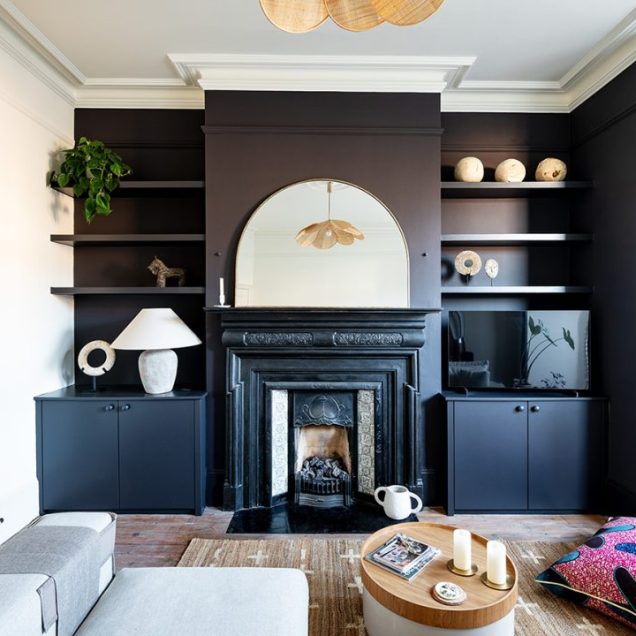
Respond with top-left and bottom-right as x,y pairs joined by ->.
494,158 -> 526,183
325,0 -> 385,31
535,157 -> 567,182
372,0 -> 445,25
361,522 -> 518,633
77,340 -> 116,377
455,250 -> 482,277
454,157 -> 484,183
259,0 -> 328,33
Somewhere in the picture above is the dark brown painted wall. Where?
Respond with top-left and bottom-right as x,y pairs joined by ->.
572,62 -> 636,510
203,92 -> 443,503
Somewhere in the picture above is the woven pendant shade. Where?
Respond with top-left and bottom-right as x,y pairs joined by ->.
372,0 -> 444,25
259,0 -> 328,33
324,0 -> 384,32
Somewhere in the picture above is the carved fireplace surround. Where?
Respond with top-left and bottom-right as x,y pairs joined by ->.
206,308 -> 436,511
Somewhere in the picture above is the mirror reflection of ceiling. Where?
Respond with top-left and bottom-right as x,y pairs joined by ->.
235,180 -> 409,308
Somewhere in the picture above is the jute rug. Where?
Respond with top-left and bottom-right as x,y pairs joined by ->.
178,538 -> 633,635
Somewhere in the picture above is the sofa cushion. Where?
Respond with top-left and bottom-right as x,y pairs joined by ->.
76,567 -> 309,636
0,573 -> 53,636
536,516 -> 636,630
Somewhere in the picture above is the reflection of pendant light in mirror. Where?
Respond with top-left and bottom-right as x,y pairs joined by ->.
259,0 -> 444,33
295,181 -> 365,250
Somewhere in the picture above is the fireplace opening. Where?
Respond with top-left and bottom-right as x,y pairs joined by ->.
295,425 -> 353,507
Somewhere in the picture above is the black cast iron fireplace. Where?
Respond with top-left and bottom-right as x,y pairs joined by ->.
206,308 -> 436,511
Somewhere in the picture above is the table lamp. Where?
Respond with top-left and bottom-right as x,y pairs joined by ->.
111,308 -> 202,394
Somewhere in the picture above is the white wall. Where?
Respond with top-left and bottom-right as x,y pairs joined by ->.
0,37 -> 74,543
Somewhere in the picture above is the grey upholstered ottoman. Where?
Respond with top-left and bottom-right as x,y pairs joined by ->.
76,566 -> 309,636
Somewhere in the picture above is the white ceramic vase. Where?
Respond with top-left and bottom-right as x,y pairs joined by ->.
374,485 -> 423,520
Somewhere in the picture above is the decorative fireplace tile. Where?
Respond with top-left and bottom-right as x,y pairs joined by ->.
357,390 -> 375,495
271,390 -> 289,497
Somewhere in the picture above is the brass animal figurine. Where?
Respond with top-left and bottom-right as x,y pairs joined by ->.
148,257 -> 186,288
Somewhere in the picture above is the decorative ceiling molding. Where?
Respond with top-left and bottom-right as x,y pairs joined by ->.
0,1 -> 634,112
169,54 -> 476,93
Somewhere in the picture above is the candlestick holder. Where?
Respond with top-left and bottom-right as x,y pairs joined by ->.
480,572 -> 514,591
446,559 -> 478,577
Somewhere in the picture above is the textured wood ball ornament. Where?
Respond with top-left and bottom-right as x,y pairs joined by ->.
455,250 -> 482,277
495,158 -> 526,183
535,157 -> 567,182
454,157 -> 484,183
260,0 -> 444,32
77,340 -> 116,377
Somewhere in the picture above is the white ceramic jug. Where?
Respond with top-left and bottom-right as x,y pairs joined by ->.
374,485 -> 423,520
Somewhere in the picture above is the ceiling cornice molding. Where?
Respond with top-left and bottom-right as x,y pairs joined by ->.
169,54 -> 477,93
0,1 -> 634,112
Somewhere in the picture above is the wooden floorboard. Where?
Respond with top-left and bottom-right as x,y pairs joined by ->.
114,507 -> 607,569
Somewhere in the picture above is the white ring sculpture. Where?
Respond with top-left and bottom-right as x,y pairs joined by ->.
77,340 -> 116,377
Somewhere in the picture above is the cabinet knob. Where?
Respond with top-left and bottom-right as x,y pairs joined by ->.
105,404 -> 115,411
515,405 -> 526,413
120,404 -> 131,411
530,405 -> 540,413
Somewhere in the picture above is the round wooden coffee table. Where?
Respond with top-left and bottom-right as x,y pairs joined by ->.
361,522 -> 518,635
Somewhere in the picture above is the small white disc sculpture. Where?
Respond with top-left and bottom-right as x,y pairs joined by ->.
77,340 -> 116,377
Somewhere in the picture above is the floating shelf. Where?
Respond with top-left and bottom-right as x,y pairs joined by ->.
51,234 -> 205,246
51,287 -> 205,296
441,233 -> 593,246
52,180 -> 205,197
442,286 -> 593,295
441,181 -> 593,198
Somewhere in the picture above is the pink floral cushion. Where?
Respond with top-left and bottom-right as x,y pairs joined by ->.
536,517 -> 636,630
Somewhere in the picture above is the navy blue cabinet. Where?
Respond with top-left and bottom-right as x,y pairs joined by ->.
36,387 -> 206,514
445,395 -> 606,514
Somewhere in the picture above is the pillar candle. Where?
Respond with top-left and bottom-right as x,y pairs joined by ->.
219,277 -> 225,297
453,529 -> 472,571
487,540 -> 507,585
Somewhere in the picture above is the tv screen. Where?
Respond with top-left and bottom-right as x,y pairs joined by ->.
448,310 -> 590,391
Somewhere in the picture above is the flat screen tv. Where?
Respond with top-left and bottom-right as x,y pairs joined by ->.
447,310 -> 590,391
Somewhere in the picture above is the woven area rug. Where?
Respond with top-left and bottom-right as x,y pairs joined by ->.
178,538 -> 634,635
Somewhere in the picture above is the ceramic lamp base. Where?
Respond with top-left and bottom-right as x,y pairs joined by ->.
138,349 -> 178,394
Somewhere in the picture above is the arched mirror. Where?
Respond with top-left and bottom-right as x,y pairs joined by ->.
235,179 -> 409,307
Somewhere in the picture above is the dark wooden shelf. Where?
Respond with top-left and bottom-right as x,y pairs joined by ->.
51,234 -> 205,246
442,286 -> 593,295
52,180 -> 205,197
51,287 -> 205,296
441,233 -> 593,246
441,181 -> 593,198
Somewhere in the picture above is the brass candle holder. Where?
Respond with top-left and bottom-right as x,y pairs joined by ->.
480,572 -> 514,591
446,559 -> 478,577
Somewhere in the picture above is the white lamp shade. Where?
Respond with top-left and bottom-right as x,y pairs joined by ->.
111,308 -> 202,351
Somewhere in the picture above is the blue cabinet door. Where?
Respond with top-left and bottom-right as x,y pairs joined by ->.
41,401 -> 119,510
454,401 -> 528,511
118,400 -> 195,510
528,400 -> 603,510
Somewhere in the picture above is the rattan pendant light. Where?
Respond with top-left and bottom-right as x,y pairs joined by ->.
295,182 -> 365,250
260,0 -> 443,32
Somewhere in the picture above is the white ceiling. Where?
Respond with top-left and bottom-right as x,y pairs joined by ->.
1,0 -> 636,111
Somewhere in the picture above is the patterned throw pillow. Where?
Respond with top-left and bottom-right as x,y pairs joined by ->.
536,517 -> 636,630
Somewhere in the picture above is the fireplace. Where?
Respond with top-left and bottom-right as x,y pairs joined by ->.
207,308 -> 436,511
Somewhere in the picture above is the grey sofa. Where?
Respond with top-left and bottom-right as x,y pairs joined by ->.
0,513 -> 309,636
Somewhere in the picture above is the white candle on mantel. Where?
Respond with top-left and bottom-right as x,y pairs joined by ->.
453,529 -> 472,571
487,540 -> 507,585
219,277 -> 225,297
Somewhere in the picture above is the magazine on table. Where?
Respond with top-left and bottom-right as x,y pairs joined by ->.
365,533 -> 440,581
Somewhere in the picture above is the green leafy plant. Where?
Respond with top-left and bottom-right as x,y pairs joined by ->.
517,315 -> 575,386
51,137 -> 132,223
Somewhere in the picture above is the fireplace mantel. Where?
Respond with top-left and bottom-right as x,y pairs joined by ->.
205,307 -> 440,511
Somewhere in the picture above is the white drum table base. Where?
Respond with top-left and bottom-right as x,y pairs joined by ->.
363,588 -> 515,636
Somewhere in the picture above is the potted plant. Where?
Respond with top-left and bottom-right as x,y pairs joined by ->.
51,137 -> 132,223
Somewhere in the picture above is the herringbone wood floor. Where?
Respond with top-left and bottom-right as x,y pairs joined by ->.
114,507 -> 606,569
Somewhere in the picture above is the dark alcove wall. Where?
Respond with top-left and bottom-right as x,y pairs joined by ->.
572,62 -> 636,512
204,91 -> 443,504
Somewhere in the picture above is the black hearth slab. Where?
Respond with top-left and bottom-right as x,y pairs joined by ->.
226,502 -> 418,534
